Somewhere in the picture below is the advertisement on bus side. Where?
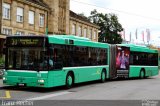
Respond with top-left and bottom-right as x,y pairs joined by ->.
116,46 -> 130,76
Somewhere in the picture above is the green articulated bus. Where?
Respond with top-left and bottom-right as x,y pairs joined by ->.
3,35 -> 159,88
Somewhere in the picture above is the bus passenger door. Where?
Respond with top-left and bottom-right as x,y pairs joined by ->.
48,47 -> 65,86
109,45 -> 117,79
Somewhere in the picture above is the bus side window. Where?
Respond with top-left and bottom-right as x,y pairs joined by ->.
130,54 -> 133,65
52,46 -> 63,70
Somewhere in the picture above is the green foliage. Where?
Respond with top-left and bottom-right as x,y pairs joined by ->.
89,9 -> 123,44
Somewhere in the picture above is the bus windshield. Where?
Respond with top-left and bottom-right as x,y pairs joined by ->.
7,48 -> 49,71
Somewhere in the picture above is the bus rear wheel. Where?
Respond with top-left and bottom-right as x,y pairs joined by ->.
65,73 -> 74,89
139,70 -> 145,79
101,70 -> 106,83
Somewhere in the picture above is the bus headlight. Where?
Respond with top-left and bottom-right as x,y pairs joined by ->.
3,77 -> 6,80
38,79 -> 44,83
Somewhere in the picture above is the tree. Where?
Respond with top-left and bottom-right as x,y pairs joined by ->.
89,9 -> 123,44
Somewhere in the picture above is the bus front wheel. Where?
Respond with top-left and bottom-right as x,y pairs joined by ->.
139,70 -> 145,79
101,70 -> 106,83
65,73 -> 74,89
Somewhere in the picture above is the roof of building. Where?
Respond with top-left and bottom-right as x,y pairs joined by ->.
70,10 -> 98,27
26,0 -> 49,8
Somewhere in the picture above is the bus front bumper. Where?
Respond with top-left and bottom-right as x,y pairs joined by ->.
3,76 -> 48,88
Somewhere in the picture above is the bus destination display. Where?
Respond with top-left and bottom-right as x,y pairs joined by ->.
7,37 -> 45,47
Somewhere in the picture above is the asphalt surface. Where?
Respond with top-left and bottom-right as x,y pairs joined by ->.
0,74 -> 160,106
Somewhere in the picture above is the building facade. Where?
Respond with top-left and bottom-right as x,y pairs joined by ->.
43,0 -> 70,35
70,11 -> 99,42
0,0 -> 99,58
0,0 -> 99,39
1,0 -> 49,36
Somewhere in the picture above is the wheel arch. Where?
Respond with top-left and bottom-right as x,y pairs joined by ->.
67,70 -> 75,83
102,68 -> 107,78
139,68 -> 146,78
141,68 -> 146,75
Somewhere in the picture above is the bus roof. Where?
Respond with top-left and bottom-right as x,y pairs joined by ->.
48,35 -> 110,48
117,44 -> 158,53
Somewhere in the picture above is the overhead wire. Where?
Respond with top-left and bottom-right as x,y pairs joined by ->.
71,0 -> 160,21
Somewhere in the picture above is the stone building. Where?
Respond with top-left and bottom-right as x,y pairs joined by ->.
70,11 -> 99,42
43,0 -> 70,35
0,0 -> 4,57
1,0 -> 49,36
0,0 -> 99,58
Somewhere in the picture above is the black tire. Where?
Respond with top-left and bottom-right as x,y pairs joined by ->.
65,73 -> 74,89
101,70 -> 106,83
139,70 -> 145,79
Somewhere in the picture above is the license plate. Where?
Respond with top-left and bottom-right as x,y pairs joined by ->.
18,83 -> 25,86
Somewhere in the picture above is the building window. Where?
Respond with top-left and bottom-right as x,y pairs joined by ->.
3,3 -> 10,19
78,26 -> 82,36
89,29 -> 92,39
84,28 -> 87,38
72,24 -> 76,35
16,31 -> 24,35
39,14 -> 45,27
29,11 -> 34,25
2,28 -> 12,35
17,7 -> 23,22
93,30 -> 97,39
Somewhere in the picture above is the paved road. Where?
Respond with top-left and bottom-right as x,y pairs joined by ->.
0,75 -> 160,106
0,74 -> 160,101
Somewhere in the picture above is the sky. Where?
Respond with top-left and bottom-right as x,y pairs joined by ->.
70,0 -> 160,45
